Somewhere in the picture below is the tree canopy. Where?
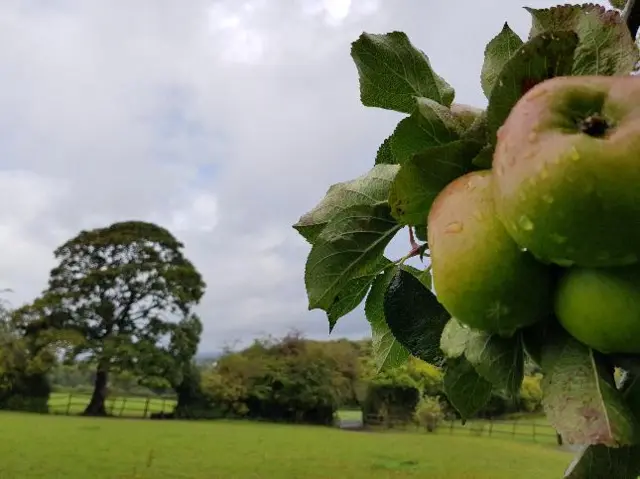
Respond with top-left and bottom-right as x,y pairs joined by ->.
36,220 -> 206,415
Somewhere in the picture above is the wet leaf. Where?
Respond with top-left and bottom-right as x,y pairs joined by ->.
440,318 -> 472,359
486,31 -> 579,144
465,331 -> 524,396
481,22 -> 524,98
526,4 -> 639,76
304,203 -> 402,314
383,268 -> 449,365
351,31 -> 455,113
294,165 -> 399,243
443,356 -> 493,422
365,266 -> 411,372
540,328 -> 639,447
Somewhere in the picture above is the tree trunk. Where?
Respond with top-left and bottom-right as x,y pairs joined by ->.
84,365 -> 108,416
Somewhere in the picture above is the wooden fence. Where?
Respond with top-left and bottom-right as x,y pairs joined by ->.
363,413 -> 561,445
48,392 -> 177,418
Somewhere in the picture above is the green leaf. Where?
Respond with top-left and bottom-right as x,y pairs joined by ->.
388,139 -> 482,225
305,203 -> 402,313
440,318 -> 471,359
443,356 -> 493,422
374,135 -> 396,165
293,165 -> 399,243
382,268 -> 449,365
485,31 -> 579,145
540,328 -> 639,447
565,375 -> 640,479
327,256 -> 392,329
481,22 -> 524,99
399,264 -> 432,290
365,266 -> 411,372
350,31 -> 455,113
565,444 -> 640,479
526,4 -> 639,76
465,331 -> 524,396
390,98 -> 463,164
471,144 -> 494,169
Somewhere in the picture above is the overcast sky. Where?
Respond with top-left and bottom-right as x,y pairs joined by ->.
0,0 -> 614,352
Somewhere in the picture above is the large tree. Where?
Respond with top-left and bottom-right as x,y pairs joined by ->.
39,220 -> 206,415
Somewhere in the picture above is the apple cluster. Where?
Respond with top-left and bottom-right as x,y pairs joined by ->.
428,75 -> 640,355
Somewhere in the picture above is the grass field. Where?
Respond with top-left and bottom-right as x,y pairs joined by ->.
0,411 -> 571,479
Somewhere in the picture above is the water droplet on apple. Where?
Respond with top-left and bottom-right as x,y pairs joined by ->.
473,211 -> 484,221
550,234 -> 567,244
542,194 -> 554,204
444,221 -> 463,234
528,132 -> 537,142
519,192 -> 527,201
520,247 -> 528,253
518,216 -> 534,231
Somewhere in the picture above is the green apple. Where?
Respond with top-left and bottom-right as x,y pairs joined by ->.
555,265 -> 640,354
493,75 -> 640,268
428,170 -> 555,337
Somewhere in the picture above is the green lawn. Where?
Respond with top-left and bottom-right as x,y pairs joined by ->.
0,412 -> 571,479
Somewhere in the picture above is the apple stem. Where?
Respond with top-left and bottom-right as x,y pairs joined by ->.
408,227 -> 419,251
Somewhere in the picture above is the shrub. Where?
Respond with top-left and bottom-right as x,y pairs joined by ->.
414,396 -> 445,432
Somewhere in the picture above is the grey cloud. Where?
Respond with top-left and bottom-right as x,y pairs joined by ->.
0,0 -> 611,352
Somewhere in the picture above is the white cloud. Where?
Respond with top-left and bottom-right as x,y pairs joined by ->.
0,0 -> 611,351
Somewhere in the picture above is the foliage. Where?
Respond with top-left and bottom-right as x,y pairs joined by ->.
362,382 -> 421,427
0,299 -> 55,413
414,395 -> 445,432
30,220 -> 206,416
294,2 -> 640,477
200,333 -> 343,425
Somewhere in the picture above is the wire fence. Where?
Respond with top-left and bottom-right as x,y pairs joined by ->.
42,394 -> 562,446
363,413 -> 562,445
48,392 -> 177,418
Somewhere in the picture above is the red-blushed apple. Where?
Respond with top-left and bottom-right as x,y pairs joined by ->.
493,75 -> 640,268
428,170 -> 555,337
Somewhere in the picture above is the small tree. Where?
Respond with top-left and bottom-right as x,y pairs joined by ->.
414,396 -> 445,433
38,220 -> 206,416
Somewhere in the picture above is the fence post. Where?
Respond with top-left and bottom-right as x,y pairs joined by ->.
162,398 -> 167,413
488,419 -> 493,437
512,419 -> 518,437
109,397 -> 116,415
66,393 -> 73,415
143,398 -> 150,419
119,397 -> 127,417
532,421 -> 536,442
449,419 -> 454,434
